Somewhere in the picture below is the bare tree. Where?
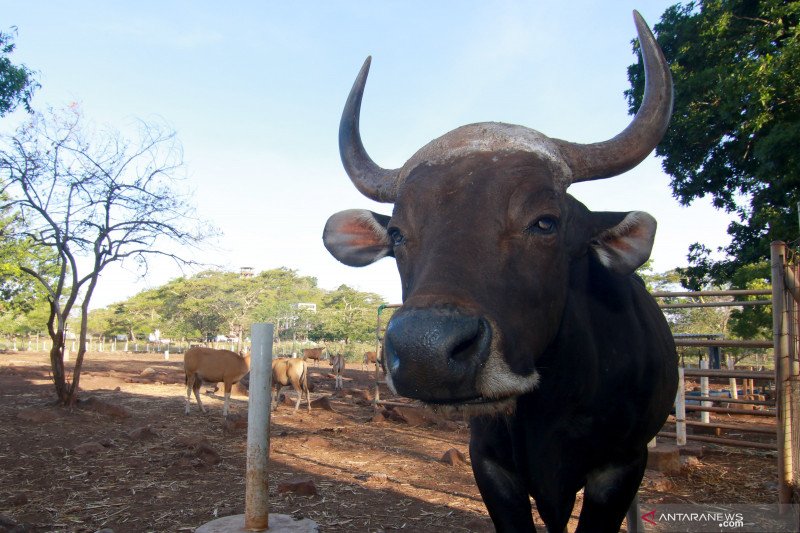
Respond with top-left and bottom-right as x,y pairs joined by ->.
0,104 -> 215,405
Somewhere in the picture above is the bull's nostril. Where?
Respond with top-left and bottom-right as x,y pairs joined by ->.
383,309 -> 492,403
449,317 -> 487,363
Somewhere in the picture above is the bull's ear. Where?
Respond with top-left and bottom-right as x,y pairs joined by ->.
589,211 -> 656,275
323,209 -> 392,267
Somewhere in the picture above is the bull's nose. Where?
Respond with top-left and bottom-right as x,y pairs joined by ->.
384,308 -> 491,402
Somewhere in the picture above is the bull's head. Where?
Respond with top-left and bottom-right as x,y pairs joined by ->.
323,12 -> 672,414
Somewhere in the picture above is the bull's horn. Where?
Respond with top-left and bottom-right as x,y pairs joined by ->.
339,56 -> 403,203
555,10 -> 673,183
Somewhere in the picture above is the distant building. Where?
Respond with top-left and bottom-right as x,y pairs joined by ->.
240,266 -> 254,278
292,302 -> 317,313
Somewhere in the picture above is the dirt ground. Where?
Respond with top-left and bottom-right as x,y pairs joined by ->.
0,351 -> 781,532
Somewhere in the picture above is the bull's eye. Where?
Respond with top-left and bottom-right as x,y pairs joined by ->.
388,228 -> 405,246
526,216 -> 558,235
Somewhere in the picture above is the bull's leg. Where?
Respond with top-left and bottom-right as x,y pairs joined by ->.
192,375 -> 207,413
626,494 -> 643,533
576,452 -> 647,533
222,381 -> 232,417
294,384 -> 302,411
185,373 -> 194,414
271,385 -> 279,411
470,417 -> 536,532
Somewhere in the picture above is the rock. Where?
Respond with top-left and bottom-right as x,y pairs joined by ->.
127,426 -> 158,440
80,397 -> 131,419
74,442 -> 106,455
391,406 -> 436,427
646,444 -> 681,475
681,455 -> 702,469
371,410 -> 388,424
441,448 -> 467,466
140,367 -> 156,378
223,413 -> 247,432
16,407 -> 58,423
277,476 -> 317,497
310,396 -> 335,411
195,443 -> 220,466
349,388 -> 374,402
279,393 -> 297,407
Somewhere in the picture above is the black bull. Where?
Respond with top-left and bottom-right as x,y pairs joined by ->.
323,11 -> 678,533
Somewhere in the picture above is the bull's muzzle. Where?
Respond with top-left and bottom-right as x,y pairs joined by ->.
384,307 -> 492,403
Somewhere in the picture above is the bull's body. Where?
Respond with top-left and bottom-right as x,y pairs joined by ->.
362,350 -> 378,371
329,353 -> 346,390
272,357 -> 311,412
184,346 -> 250,417
323,11 -> 677,532
468,257 -> 676,530
302,347 -> 325,366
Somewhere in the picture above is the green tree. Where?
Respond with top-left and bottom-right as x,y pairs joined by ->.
0,191 -> 55,315
0,27 -> 38,116
313,285 -> 383,344
626,1 -> 800,288
0,105 -> 212,405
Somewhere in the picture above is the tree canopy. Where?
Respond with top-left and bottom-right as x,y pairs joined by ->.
0,27 -> 38,116
626,0 -> 800,288
81,269 -> 385,348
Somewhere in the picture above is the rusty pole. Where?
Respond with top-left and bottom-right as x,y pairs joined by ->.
245,323 -> 274,530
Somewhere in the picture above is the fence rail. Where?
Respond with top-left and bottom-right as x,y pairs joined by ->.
650,241 -> 799,506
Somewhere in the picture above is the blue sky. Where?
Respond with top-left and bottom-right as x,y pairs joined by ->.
1,1 -> 734,308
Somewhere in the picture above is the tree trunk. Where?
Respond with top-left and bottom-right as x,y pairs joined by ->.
66,277 -> 99,405
48,331 -> 70,404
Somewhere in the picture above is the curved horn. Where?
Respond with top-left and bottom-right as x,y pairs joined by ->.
339,57 -> 403,203
555,10 -> 673,183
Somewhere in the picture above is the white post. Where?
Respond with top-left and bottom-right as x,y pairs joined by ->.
245,323 -> 274,530
700,359 -> 710,424
675,367 -> 687,446
164,350 -> 170,361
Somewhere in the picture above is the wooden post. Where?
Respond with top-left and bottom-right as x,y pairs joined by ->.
771,241 -> 793,505
727,357 -> 739,400
700,359 -> 710,424
675,367 -> 687,446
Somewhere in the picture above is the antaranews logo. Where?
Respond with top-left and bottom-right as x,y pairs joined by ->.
638,504 -> 799,532
642,509 -> 657,526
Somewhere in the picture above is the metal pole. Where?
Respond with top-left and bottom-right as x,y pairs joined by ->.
245,323 -> 274,530
771,241 -> 793,505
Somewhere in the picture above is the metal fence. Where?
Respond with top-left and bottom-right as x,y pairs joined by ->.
654,240 -> 799,506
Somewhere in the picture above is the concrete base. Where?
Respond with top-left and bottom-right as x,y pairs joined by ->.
195,513 -> 319,533
646,443 -> 681,475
